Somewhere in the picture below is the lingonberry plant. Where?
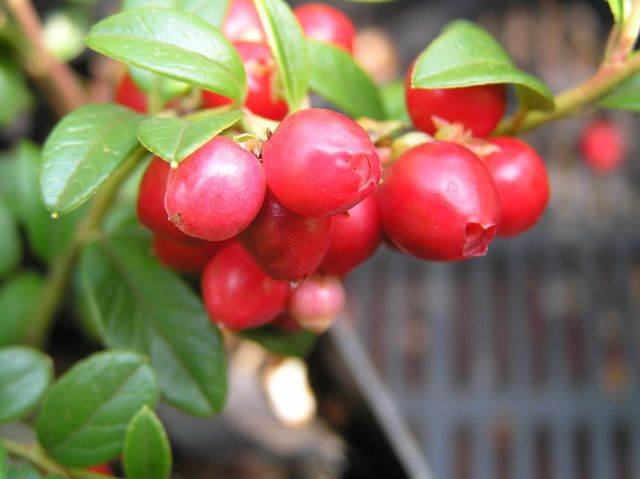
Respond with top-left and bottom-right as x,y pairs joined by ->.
1,0 -> 639,476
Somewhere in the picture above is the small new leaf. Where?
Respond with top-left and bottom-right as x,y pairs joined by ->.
124,406 -> 172,479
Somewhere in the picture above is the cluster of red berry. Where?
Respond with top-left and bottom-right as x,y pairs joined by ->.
122,1 -> 550,333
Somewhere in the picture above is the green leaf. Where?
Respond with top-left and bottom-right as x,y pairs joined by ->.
0,200 -> 21,278
308,40 -> 384,120
0,346 -> 53,423
0,440 -> 6,479
0,272 -> 45,346
600,72 -> 640,110
128,66 -> 190,104
255,0 -> 309,110
380,81 -> 409,122
241,327 -> 317,358
137,109 -> 243,164
123,406 -> 172,479
606,0 -> 625,22
413,20 -> 554,111
36,351 -> 158,467
77,228 -> 227,416
86,8 -> 246,102
41,104 -> 143,214
6,464 -> 41,479
123,0 -> 230,27
0,58 -> 33,127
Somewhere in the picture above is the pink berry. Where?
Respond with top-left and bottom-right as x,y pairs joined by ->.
222,0 -> 266,43
377,141 -> 501,261
201,243 -> 290,330
288,276 -> 346,333
294,3 -> 356,53
579,119 -> 627,173
240,190 -> 333,280
153,234 -> 224,274
164,136 -> 266,241
262,108 -> 381,217
319,193 -> 381,276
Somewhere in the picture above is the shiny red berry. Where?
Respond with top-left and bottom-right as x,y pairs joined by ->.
405,64 -> 506,137
165,136 -> 266,241
202,242 -> 290,330
115,74 -> 147,113
378,141 -> 501,261
137,158 -> 193,241
153,234 -> 224,274
202,42 -> 288,121
222,0 -> 265,43
240,191 -> 333,280
319,193 -> 381,276
579,119 -> 627,173
294,3 -> 356,53
262,108 -> 381,217
483,137 -> 549,238
288,276 -> 345,333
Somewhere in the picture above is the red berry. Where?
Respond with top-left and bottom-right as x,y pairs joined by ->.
115,74 -> 147,113
294,3 -> 356,53
88,464 -> 112,475
262,108 -> 381,217
202,42 -> 288,121
240,191 -> 333,280
405,64 -> 506,137
202,243 -> 290,330
272,312 -> 302,332
137,158 -> 193,241
579,119 -> 627,173
319,193 -> 381,276
222,0 -> 265,43
288,276 -> 345,333
165,136 -> 266,241
377,141 -> 501,261
153,234 -> 224,273
483,137 -> 549,238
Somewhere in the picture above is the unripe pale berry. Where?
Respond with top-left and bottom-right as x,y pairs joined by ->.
405,63 -> 506,137
294,3 -> 356,53
222,0 -> 265,43
115,74 -> 147,113
262,108 -> 381,217
579,119 -> 627,173
153,234 -> 224,274
240,191 -> 333,280
137,158 -> 193,241
288,276 -> 346,333
202,42 -> 288,121
165,136 -> 266,241
483,137 -> 549,238
201,243 -> 290,330
319,193 -> 381,276
377,141 -> 501,261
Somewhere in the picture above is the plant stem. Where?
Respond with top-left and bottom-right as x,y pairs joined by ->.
27,147 -> 146,346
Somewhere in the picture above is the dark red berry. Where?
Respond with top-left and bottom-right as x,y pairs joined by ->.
405,63 -> 506,137
240,191 -> 333,280
153,234 -> 224,274
165,136 -> 266,241
294,3 -> 356,53
115,74 -> 147,114
483,137 -> 549,238
87,464 -> 112,475
377,141 -> 501,261
202,42 -> 288,121
222,0 -> 265,43
319,193 -> 381,276
202,242 -> 290,330
288,276 -> 345,333
579,119 -> 627,173
272,312 -> 302,332
262,108 -> 381,217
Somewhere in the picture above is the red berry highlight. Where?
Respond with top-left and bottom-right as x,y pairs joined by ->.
377,141 -> 501,261
202,243 -> 290,330
115,74 -> 147,113
153,234 -> 224,274
483,137 -> 549,238
165,136 -> 266,241
294,3 -> 356,53
319,193 -> 381,276
579,119 -> 627,173
288,276 -> 345,333
240,191 -> 333,280
405,64 -> 506,137
222,0 -> 265,43
262,108 -> 381,217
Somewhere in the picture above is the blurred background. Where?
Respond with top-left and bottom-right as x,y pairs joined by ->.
2,0 -> 640,478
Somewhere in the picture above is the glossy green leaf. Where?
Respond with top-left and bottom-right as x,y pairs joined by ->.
308,40 -> 384,120
86,8 -> 246,102
0,272 -> 45,346
381,81 -> 409,122
0,346 -> 53,423
600,72 -> 640,110
0,59 -> 33,127
123,406 -> 172,479
255,0 -> 309,109
123,0 -> 230,27
138,109 -> 243,163
77,228 -> 227,417
413,20 -> 554,111
36,351 -> 158,467
6,464 -> 41,479
242,327 -> 317,358
0,200 -> 21,278
41,104 -> 143,214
